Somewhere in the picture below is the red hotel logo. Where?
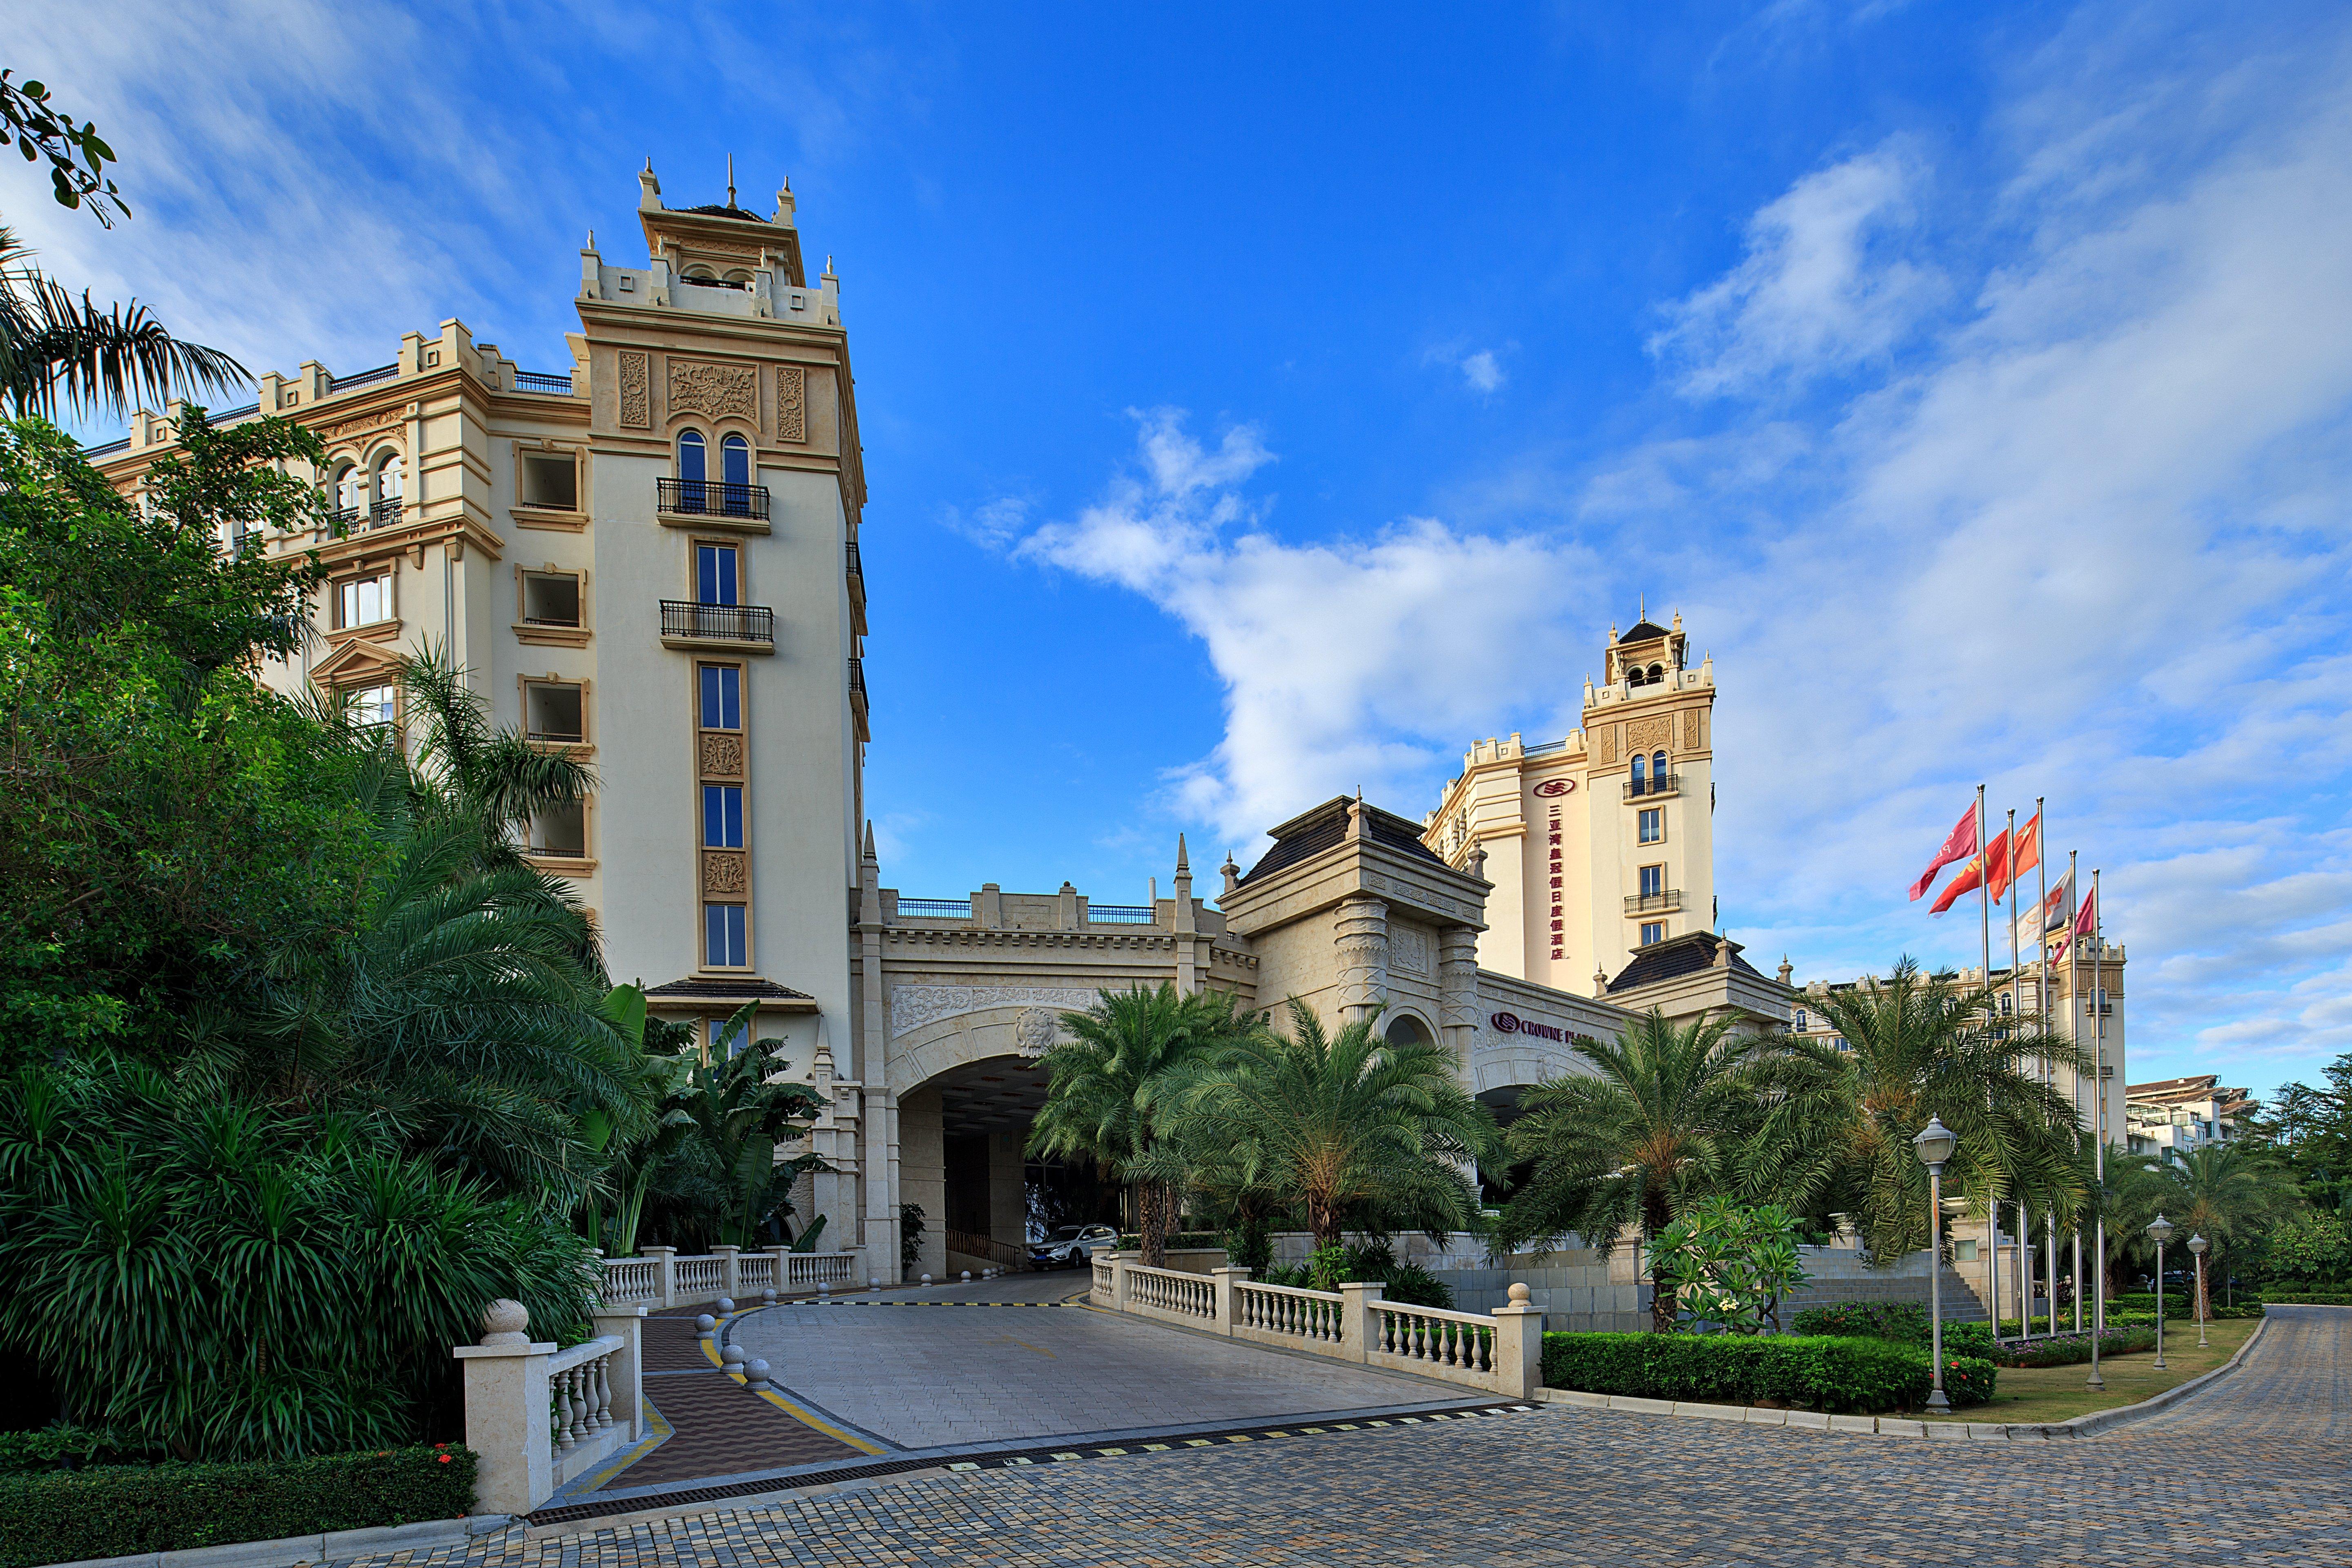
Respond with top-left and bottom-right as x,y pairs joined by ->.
1533,779 -> 1574,797
1488,1010 -> 1570,1042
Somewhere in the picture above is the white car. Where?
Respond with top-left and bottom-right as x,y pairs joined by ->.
1030,1224 -> 1119,1268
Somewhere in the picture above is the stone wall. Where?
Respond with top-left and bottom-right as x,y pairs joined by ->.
1776,1245 -> 1989,1327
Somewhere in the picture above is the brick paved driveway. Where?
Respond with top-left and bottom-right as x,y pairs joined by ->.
359,1303 -> 2350,1566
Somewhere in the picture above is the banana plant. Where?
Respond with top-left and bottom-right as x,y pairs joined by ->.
677,1002 -> 829,1249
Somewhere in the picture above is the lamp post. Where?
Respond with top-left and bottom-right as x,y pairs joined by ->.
1913,1116 -> 1959,1412
2188,1233 -> 2209,1349
2147,1213 -> 2174,1370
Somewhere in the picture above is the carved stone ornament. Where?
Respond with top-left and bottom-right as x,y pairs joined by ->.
1685,708 -> 1707,751
618,351 -> 650,428
702,849 -> 748,896
318,414 -> 402,443
1390,922 -> 1431,976
778,365 -> 806,443
479,1298 -> 530,1346
888,984 -> 1100,1040
1627,715 -> 1674,755
667,359 -> 759,421
1596,725 -> 1618,764
700,732 -> 746,778
1015,1007 -> 1059,1058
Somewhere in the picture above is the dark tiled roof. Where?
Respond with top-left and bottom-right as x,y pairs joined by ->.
1238,796 -> 1448,886
644,976 -> 813,1002
1619,620 -> 1670,644
1607,930 -> 1763,992
682,203 -> 767,221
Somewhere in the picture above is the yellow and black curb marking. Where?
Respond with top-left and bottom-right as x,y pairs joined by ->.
940,1405 -> 1543,1473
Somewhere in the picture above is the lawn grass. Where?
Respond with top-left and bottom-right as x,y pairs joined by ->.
1922,1314 -> 2256,1425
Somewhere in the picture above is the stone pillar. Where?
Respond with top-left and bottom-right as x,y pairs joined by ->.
713,1245 -> 741,1297
451,1301 -> 555,1518
643,1245 -> 678,1308
1439,926 -> 1480,1058
1109,1250 -> 1140,1312
1491,1283 -> 1544,1399
1338,1280 -> 1385,1362
1334,895 -> 1390,1025
764,1245 -> 791,1293
1210,1266 -> 1249,1336
588,1304 -> 646,1441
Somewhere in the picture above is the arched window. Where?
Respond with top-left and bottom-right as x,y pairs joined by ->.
1647,663 -> 1665,684
1630,754 -> 1647,793
1625,664 -> 1646,688
721,432 -> 751,486
333,463 -> 364,517
677,430 -> 707,512
1653,750 -> 1668,786
373,454 -> 403,520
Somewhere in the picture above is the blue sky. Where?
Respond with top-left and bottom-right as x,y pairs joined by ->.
17,1 -> 2352,1093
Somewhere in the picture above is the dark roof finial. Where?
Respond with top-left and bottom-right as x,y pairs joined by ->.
726,153 -> 736,208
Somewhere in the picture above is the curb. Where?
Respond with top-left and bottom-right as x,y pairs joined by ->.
1528,1310 -> 2272,1442
47,1514 -> 510,1568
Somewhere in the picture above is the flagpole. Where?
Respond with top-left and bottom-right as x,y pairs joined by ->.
2067,848 -> 2083,1336
1976,784 -> 2002,1335
2006,808 -> 2032,1338
2092,867 -> 2106,1342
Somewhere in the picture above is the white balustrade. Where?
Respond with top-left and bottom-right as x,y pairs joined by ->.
1091,1255 -> 1116,1304
675,1256 -> 723,1298
601,1256 -> 659,1305
737,1252 -> 778,1292
786,1251 -> 857,1289
454,1301 -> 645,1518
1124,1263 -> 1216,1322
593,1249 -> 866,1310
1234,1279 -> 1344,1343
1371,1301 -> 1495,1376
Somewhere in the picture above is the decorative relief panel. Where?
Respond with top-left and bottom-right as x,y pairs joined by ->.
667,359 -> 758,421
1365,873 -> 1474,922
318,414 -> 403,444
1686,708 -> 1708,751
778,365 -> 806,443
701,849 -> 748,896
1390,922 -> 1431,976
1596,725 -> 1617,764
1015,1007 -> 1060,1059
889,984 -> 1100,1040
699,733 -> 745,777
1627,715 -> 1674,755
618,352 -> 650,429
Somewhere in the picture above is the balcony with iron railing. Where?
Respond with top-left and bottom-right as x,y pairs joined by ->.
896,898 -> 972,920
659,600 -> 774,650
1087,904 -> 1156,925
1624,772 -> 1682,801
514,370 -> 575,394
1624,890 -> 1683,916
848,656 -> 869,739
657,477 -> 770,521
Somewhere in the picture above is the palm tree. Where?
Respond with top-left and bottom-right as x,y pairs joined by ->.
666,1003 -> 828,1249
1766,958 -> 2093,1272
1028,984 -> 1249,1266
0,225 -> 245,417
1494,1010 -> 1766,1331
395,644 -> 595,854
1158,1000 -> 1497,1253
2107,1145 -> 2293,1316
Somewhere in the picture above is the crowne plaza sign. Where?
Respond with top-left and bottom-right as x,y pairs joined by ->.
1489,1010 -> 1571,1043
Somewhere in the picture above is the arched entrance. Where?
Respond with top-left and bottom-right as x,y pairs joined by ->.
889,1003 -> 1069,1279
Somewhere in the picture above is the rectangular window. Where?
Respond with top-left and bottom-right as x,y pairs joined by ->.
707,1018 -> 744,1060
347,684 -> 397,730
698,663 -> 741,730
1640,921 -> 1666,947
530,800 -> 586,857
1637,808 -> 1663,845
697,543 -> 739,606
1639,864 -> 1664,898
702,784 -> 744,848
1793,1008 -> 1809,1032
704,903 -> 747,968
522,571 -> 581,626
524,681 -> 585,743
336,571 -> 393,628
518,450 -> 578,510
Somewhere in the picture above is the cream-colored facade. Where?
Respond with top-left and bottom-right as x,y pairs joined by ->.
1422,615 -> 1717,994
95,171 -> 1797,1283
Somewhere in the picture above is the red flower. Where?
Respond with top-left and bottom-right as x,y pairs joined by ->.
438,1454 -> 452,1464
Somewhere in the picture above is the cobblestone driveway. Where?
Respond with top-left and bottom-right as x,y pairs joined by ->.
360,1304 -> 2351,1567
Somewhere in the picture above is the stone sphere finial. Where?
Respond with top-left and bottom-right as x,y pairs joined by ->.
1507,1283 -> 1532,1305
716,1296 -> 736,1315
745,1357 -> 772,1390
722,1344 -> 746,1371
695,1313 -> 717,1336
480,1298 -> 530,1345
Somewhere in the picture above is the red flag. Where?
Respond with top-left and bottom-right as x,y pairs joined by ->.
1909,802 -> 1979,901
2054,881 -> 2097,959
1930,828 -> 2009,916
1991,810 -> 2041,902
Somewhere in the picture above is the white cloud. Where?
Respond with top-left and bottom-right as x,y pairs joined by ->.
1015,410 -> 1592,845
1649,138 -> 1944,398
1461,350 -> 1505,394
1422,342 -> 1508,396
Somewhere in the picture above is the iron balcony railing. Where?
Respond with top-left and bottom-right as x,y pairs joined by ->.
659,600 -> 775,645
1624,890 -> 1683,916
845,541 -> 863,580
1087,904 -> 1156,925
514,370 -> 575,394
848,657 -> 867,698
328,506 -> 362,532
330,363 -> 399,392
657,478 -> 771,520
1624,772 -> 1682,801
368,499 -> 405,529
898,898 -> 971,920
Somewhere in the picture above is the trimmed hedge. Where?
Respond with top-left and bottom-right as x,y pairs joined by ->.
0,1426 -> 163,1474
1983,1326 -> 2157,1368
2256,1289 -> 2352,1305
1540,1332 -> 1994,1412
0,1444 -> 476,1568
1789,1302 -> 1929,1345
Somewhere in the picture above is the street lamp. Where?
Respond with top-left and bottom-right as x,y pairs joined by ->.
2188,1233 -> 2210,1349
2146,1213 -> 2175,1370
1913,1116 -> 1959,1412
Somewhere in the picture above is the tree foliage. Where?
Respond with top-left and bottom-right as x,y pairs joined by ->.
0,69 -> 127,224
1649,1198 -> 1811,1335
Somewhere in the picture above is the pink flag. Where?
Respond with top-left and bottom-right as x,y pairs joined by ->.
1909,802 -> 1979,902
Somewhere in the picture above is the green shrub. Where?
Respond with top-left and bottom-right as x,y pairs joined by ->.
1984,1326 -> 2158,1367
0,1444 -> 476,1568
1788,1302 -> 1930,1345
1539,1332 -> 1993,1411
1118,1232 -> 1226,1252
0,1425 -> 162,1473
2256,1289 -> 2352,1305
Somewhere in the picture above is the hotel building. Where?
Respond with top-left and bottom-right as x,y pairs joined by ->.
97,170 -> 1802,1284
